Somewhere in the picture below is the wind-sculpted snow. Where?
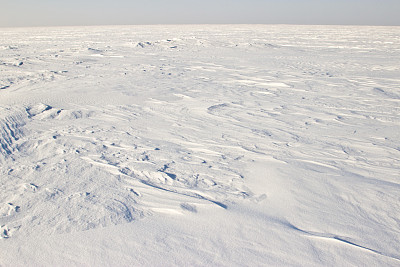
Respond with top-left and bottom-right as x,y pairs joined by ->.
0,25 -> 400,266
0,112 -> 24,157
0,103 -> 252,239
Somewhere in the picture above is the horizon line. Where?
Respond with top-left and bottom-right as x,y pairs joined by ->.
1,22 -> 399,30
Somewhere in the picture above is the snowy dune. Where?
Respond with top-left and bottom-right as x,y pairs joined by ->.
0,25 -> 400,266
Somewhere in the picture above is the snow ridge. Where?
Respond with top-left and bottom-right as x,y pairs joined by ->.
0,109 -> 26,157
0,104 -> 54,159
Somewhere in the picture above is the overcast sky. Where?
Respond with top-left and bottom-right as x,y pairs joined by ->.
1,0 -> 399,27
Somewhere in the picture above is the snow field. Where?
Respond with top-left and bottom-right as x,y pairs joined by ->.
0,25 -> 400,265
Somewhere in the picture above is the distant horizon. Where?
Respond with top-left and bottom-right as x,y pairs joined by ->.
2,22 -> 400,30
1,0 -> 399,28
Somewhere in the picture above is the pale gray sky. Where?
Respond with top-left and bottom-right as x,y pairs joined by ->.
1,0 -> 399,27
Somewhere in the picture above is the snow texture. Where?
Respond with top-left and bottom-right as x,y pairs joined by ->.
0,25 -> 400,266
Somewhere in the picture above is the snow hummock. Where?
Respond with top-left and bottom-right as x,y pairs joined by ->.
0,25 -> 400,266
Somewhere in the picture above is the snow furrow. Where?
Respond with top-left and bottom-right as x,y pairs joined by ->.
0,109 -> 26,157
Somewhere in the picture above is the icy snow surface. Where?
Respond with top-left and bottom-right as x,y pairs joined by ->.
0,25 -> 400,266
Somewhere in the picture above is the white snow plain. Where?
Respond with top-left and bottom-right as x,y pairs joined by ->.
0,25 -> 400,266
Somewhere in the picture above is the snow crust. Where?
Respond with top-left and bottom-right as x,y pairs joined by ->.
0,25 -> 400,266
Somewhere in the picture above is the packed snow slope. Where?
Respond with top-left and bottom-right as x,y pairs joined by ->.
0,25 -> 400,266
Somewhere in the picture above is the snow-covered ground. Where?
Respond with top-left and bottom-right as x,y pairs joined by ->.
0,25 -> 399,266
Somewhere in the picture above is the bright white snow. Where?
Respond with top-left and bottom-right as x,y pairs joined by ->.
0,25 -> 400,266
